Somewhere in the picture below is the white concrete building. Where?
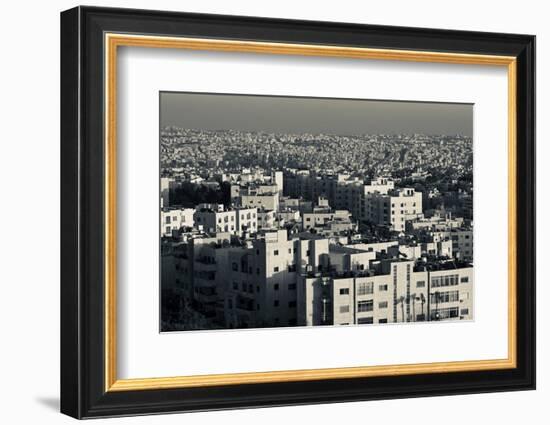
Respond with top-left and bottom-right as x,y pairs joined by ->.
364,188 -> 423,231
298,259 -> 473,326
161,207 -> 195,236
193,204 -> 237,234
235,207 -> 258,233
239,192 -> 279,211
160,177 -> 177,207
257,210 -> 277,230
302,209 -> 352,230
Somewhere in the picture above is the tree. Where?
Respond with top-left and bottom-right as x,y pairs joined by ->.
395,296 -> 405,322
410,292 -> 417,322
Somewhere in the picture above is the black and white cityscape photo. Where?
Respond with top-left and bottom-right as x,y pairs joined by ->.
160,92 -> 474,332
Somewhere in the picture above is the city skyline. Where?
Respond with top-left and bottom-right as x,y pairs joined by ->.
159,93 -> 474,332
160,92 -> 473,137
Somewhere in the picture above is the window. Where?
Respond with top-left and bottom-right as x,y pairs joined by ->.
289,301 -> 297,308
232,282 -> 238,290
231,262 -> 238,271
357,282 -> 374,295
242,282 -> 246,291
431,274 -> 459,288
274,283 -> 279,290
273,250 -> 279,256
358,317 -> 373,324
357,300 -> 373,312
460,276 -> 469,283
379,318 -> 388,323
339,288 -> 350,295
416,280 -> 425,288
339,305 -> 350,313
430,307 -> 459,320
306,250 -> 310,256
274,300 -> 279,307
378,301 -> 388,309
378,284 -> 388,292
461,308 -> 469,315
273,266 -> 279,273
288,283 -> 296,290
228,299 -> 233,309
165,216 -> 171,224
431,290 -> 459,303
165,226 -> 171,234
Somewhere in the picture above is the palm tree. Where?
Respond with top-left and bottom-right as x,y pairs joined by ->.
434,291 -> 441,321
395,296 -> 405,322
410,293 -> 417,322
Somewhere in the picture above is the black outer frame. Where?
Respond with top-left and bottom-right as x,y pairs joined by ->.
60,5 -> 536,419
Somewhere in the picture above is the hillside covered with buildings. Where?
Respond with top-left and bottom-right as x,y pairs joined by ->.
160,127 -> 474,331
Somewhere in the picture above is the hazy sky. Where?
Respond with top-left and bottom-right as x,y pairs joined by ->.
160,92 -> 473,137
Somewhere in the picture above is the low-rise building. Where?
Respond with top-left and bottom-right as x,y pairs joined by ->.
302,209 -> 352,230
298,259 -> 473,326
194,204 -> 237,234
161,207 -> 195,236
364,188 -> 423,231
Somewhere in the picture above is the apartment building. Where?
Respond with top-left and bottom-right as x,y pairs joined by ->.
364,188 -> 423,231
161,207 -> 195,236
450,229 -> 474,262
160,177 -> 177,207
239,191 -> 279,211
223,230 -> 329,328
235,207 -> 257,233
302,208 -> 352,230
298,258 -> 473,326
193,204 -> 258,236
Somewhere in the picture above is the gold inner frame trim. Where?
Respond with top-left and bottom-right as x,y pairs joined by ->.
104,33 -> 518,392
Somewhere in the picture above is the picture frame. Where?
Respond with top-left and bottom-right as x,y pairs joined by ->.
60,5 -> 536,419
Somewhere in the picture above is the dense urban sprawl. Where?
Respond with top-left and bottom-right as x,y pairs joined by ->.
160,127 -> 474,331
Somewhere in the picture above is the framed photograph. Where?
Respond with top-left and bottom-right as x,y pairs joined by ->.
60,6 -> 535,419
